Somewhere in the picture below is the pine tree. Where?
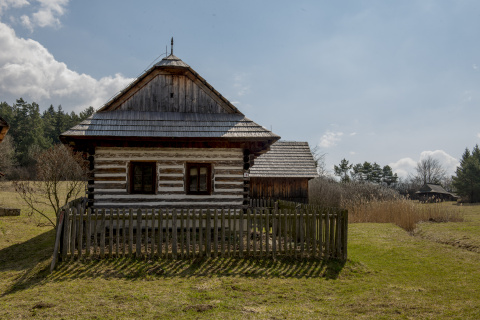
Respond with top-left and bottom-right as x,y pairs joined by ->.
452,145 -> 480,202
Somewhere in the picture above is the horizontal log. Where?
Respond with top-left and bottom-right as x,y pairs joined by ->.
215,176 -> 244,182
159,183 -> 184,188
95,176 -> 126,182
159,175 -> 183,181
214,183 -> 243,190
214,169 -> 244,176
95,167 -> 126,174
159,168 -> 183,174
92,183 -> 126,189
95,160 -> 127,166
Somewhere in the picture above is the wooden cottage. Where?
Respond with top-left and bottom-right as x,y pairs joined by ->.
415,183 -> 457,202
249,141 -> 318,203
60,53 -> 280,209
0,116 -> 9,144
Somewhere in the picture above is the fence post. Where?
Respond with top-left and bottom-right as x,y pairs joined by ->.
62,207 -> 70,260
50,210 -> 65,272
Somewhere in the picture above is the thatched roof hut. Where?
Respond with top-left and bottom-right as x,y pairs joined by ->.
415,183 -> 457,202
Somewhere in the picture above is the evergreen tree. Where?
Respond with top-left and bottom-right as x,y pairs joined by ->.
452,145 -> 480,202
334,158 -> 352,183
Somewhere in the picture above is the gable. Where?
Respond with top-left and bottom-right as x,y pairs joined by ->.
116,72 -> 233,113
97,54 -> 241,114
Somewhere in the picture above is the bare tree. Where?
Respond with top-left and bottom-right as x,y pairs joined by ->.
310,145 -> 328,176
14,144 -> 88,229
415,156 -> 446,185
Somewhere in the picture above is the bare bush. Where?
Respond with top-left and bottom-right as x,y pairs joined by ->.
13,144 -> 88,228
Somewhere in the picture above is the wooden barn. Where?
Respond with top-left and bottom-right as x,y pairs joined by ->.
249,141 -> 318,203
60,52 -> 280,209
0,116 -> 9,144
415,183 -> 457,202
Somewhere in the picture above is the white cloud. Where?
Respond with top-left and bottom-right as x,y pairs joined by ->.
319,131 -> 343,148
390,150 -> 459,179
349,132 -> 357,136
233,73 -> 250,97
389,157 -> 417,179
0,0 -> 29,15
1,0 -> 68,30
0,22 -> 133,111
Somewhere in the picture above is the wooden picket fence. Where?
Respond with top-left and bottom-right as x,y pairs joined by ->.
51,199 -> 348,271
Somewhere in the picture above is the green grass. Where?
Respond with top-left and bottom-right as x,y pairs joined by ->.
1,184 -> 480,319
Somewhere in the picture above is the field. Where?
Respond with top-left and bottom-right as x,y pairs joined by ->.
1,181 -> 479,319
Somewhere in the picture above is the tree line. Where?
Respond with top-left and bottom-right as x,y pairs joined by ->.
0,98 -> 94,178
332,149 -> 480,203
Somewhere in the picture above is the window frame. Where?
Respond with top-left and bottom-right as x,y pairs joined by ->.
129,161 -> 157,194
186,163 -> 212,195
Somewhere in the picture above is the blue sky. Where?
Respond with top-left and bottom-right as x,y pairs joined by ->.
1,0 -> 480,179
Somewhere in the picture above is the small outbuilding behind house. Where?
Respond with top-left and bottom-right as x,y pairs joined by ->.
249,141 -> 319,203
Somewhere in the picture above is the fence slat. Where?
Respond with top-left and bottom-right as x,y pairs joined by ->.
221,209 -> 226,257
70,208 -> 77,260
85,208 -> 91,258
100,209 -> 106,259
239,210 -> 244,258
246,209 -> 251,256
77,204 -> 83,260
214,210 -> 218,258
109,208 -> 113,258
180,209 -> 185,258
172,209 -> 178,259
136,209 -> 142,258
158,210 -> 163,258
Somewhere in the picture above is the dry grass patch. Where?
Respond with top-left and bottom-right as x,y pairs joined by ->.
347,198 -> 463,232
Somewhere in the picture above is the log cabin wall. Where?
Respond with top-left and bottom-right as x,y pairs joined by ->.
250,177 -> 309,203
93,147 -> 244,208
118,73 -> 229,114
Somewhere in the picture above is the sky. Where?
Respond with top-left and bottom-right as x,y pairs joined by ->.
1,0 -> 480,179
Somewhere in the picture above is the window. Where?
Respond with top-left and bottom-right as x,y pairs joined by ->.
186,163 -> 212,195
130,162 -> 156,194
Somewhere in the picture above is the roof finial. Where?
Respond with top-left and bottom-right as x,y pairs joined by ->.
171,37 -> 174,55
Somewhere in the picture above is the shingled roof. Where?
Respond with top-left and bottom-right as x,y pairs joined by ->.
61,110 -> 279,140
249,141 -> 319,178
416,183 -> 453,195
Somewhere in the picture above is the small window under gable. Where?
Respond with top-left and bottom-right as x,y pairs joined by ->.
130,162 -> 156,194
186,163 -> 212,195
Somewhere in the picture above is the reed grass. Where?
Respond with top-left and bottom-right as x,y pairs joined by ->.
309,177 -> 463,231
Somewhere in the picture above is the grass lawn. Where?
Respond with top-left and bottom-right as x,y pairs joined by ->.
1,183 -> 479,319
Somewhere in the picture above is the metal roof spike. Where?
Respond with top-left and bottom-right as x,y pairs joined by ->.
171,37 -> 174,55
